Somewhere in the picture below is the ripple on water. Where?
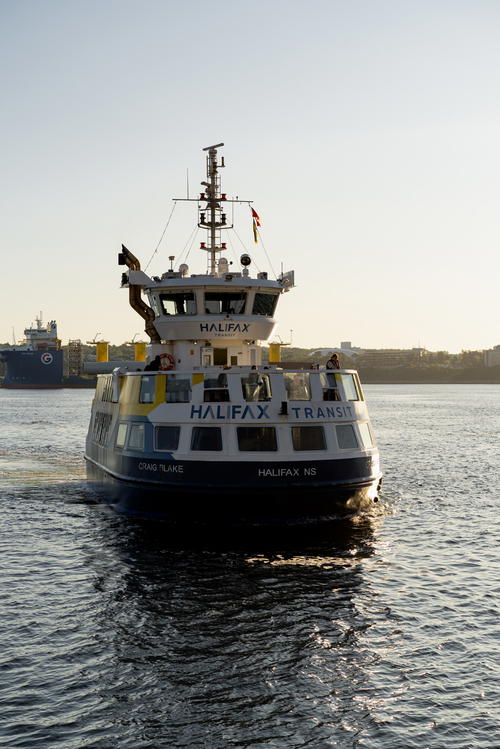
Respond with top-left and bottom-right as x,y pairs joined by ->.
0,386 -> 500,748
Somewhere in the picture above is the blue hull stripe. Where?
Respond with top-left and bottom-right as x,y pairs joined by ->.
85,452 -> 380,492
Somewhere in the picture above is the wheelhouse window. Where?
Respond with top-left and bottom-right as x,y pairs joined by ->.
204,373 -> 229,402
140,375 -> 156,404
337,373 -> 361,401
191,426 -> 223,451
284,372 -> 311,401
320,372 -> 340,401
165,375 -> 191,403
241,373 -> 272,402
128,423 -> 145,451
204,291 -> 246,314
160,292 -> 196,315
357,422 -> 373,448
155,425 -> 180,451
291,426 -> 326,451
116,422 -> 127,448
237,426 -> 277,451
252,293 -> 278,317
336,424 -> 358,449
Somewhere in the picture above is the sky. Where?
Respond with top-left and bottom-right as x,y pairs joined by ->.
1,0 -> 499,353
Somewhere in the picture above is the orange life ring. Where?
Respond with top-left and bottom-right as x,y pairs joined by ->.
159,353 -> 175,371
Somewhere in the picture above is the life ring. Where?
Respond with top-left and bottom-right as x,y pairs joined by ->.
159,353 -> 175,371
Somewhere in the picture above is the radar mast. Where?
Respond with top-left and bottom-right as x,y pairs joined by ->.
175,143 -> 252,276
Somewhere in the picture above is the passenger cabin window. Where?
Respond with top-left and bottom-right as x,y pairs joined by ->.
336,424 -> 358,449
98,376 -> 114,403
337,373 -> 361,401
191,427 -> 222,451
160,292 -> 196,315
292,426 -> 326,451
241,373 -> 272,402
204,291 -> 246,314
358,423 -> 373,448
140,375 -> 156,404
284,372 -> 311,401
155,425 -> 180,451
116,422 -> 127,448
204,374 -> 229,402
92,412 -> 112,445
237,427 -> 277,451
128,423 -> 145,451
252,293 -> 278,317
165,375 -> 191,403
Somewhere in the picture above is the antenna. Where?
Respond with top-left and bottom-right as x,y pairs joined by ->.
172,144 -> 252,276
186,168 -> 189,199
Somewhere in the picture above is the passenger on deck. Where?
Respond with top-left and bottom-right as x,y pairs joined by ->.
326,353 -> 340,369
287,374 -> 310,400
144,355 -> 161,371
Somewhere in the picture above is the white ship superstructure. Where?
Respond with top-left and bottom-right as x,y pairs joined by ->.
85,144 -> 382,521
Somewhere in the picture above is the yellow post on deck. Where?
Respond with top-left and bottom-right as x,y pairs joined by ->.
269,343 -> 281,363
134,342 -> 147,362
96,342 -> 109,362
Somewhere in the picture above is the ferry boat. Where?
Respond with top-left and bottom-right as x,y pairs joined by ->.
85,143 -> 382,522
0,316 -> 64,388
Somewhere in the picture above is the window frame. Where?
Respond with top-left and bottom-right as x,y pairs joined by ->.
190,426 -> 223,451
204,291 -> 247,314
291,425 -> 326,451
335,423 -> 359,449
116,422 -> 128,448
128,422 -> 145,451
165,375 -> 192,403
284,372 -> 311,401
357,422 -> 373,448
203,373 -> 230,403
236,426 -> 278,452
155,425 -> 181,452
337,373 -> 361,401
159,291 -> 196,315
252,292 -> 278,317
139,375 -> 157,404
241,373 -> 272,402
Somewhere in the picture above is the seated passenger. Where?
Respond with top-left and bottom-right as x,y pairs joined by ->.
245,378 -> 261,401
144,355 -> 161,371
287,375 -> 309,400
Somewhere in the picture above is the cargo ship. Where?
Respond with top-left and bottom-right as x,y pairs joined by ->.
85,143 -> 382,522
0,316 -> 64,388
0,316 -> 97,389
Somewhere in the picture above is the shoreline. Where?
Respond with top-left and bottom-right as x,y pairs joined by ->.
357,366 -> 500,385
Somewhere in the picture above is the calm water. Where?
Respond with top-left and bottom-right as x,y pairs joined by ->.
0,385 -> 499,748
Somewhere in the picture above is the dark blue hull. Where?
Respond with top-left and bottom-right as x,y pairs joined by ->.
85,453 -> 382,523
0,349 -> 64,388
